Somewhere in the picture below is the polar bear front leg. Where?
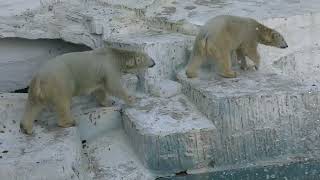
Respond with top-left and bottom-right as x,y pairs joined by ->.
106,78 -> 135,105
246,45 -> 260,70
236,49 -> 248,70
215,51 -> 237,78
186,55 -> 204,78
20,99 -> 43,135
93,88 -> 115,107
54,98 -> 75,128
117,88 -> 135,105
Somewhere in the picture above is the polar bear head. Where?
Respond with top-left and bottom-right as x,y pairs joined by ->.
121,51 -> 155,73
257,25 -> 288,49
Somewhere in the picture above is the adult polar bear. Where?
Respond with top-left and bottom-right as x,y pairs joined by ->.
186,15 -> 288,78
20,47 -> 155,135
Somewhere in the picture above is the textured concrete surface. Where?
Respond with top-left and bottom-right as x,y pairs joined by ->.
144,0 -> 320,28
106,32 -> 193,91
122,95 -> 218,174
149,79 -> 181,97
84,129 -> 154,180
1,0 -> 320,179
76,106 -> 121,142
0,93 -> 85,180
257,13 -> 320,70
178,70 -> 320,166
1,0 -> 319,45
0,93 -> 153,180
4,0 -> 319,92
1,0 -> 319,93
272,45 -> 320,85
175,12 -> 320,167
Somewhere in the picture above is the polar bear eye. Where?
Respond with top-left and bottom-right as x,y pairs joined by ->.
272,32 -> 279,39
136,58 -> 142,64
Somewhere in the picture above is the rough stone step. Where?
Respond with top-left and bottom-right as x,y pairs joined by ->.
64,99 -> 122,144
271,45 -> 320,85
143,0 -> 320,29
83,129 -> 154,180
177,70 -> 320,166
1,0 -> 320,51
0,93 -> 138,180
122,94 -> 219,174
0,93 -> 86,180
105,32 -> 193,91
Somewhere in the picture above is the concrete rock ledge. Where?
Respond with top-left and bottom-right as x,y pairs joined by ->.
272,45 -> 320,85
84,129 -> 154,180
178,70 -> 320,166
122,95 -> 219,174
0,93 -> 151,180
106,32 -> 193,91
0,93 -> 84,180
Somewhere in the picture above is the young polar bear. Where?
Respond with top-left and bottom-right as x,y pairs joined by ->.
186,15 -> 288,78
20,47 -> 155,135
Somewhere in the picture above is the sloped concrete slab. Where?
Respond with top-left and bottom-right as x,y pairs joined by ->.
144,0 -> 320,27
0,93 -> 84,180
84,129 -> 154,180
122,94 -> 219,174
178,70 -> 320,166
272,45 -> 320,85
149,79 -> 181,98
75,106 -> 122,142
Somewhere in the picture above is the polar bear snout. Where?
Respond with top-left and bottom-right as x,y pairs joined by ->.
148,59 -> 156,68
271,31 -> 288,49
278,38 -> 288,48
280,43 -> 288,49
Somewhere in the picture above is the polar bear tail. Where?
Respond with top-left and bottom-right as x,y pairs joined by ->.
204,32 -> 209,57
29,77 -> 44,101
200,30 -> 209,57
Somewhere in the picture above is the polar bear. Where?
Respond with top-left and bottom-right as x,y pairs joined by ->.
186,15 -> 288,78
20,47 -> 155,135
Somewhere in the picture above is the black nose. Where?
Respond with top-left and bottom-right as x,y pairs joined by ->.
149,60 -> 156,68
281,44 -> 288,49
